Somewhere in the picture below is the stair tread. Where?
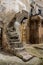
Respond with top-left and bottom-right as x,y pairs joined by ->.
9,40 -> 20,41
8,32 -> 17,34
10,36 -> 18,38
9,35 -> 19,38
9,38 -> 19,40
10,42 -> 21,44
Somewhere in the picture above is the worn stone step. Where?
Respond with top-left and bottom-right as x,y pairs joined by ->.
8,30 -> 17,33
8,32 -> 18,36
10,33 -> 19,36
10,42 -> 22,48
16,50 -> 34,62
7,28 -> 16,32
9,34 -> 19,37
10,41 -> 21,44
9,30 -> 17,33
9,39 -> 20,42
9,36 -> 19,39
8,32 -> 17,35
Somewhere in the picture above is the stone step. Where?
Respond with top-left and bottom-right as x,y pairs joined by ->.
7,28 -> 16,32
9,34 -> 19,38
16,50 -> 34,62
10,36 -> 19,39
8,32 -> 17,34
10,41 -> 21,44
9,34 -> 18,37
15,47 -> 24,51
8,33 -> 18,36
8,32 -> 18,37
9,39 -> 20,42
9,32 -> 17,35
10,42 -> 22,48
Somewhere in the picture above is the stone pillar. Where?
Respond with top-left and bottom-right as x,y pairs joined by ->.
21,19 -> 28,45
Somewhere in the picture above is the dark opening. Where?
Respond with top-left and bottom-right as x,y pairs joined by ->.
29,19 -> 39,44
38,9 -> 41,14
41,21 -> 43,27
0,28 -> 2,48
21,17 -> 27,24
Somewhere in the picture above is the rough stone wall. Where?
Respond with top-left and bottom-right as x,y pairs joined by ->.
0,0 -> 31,23
0,0 -> 43,53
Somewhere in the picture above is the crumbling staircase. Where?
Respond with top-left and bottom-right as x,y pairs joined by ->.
7,27 -> 23,49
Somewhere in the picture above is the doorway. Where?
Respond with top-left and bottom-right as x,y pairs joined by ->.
29,19 -> 39,44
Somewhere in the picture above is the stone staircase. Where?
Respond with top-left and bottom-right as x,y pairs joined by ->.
7,29 -> 23,49
8,31 -> 34,62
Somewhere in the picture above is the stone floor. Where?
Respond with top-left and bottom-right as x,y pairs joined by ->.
0,44 -> 43,65
25,44 -> 43,58
0,52 -> 42,65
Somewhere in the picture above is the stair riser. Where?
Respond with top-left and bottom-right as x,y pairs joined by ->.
10,43 -> 23,48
